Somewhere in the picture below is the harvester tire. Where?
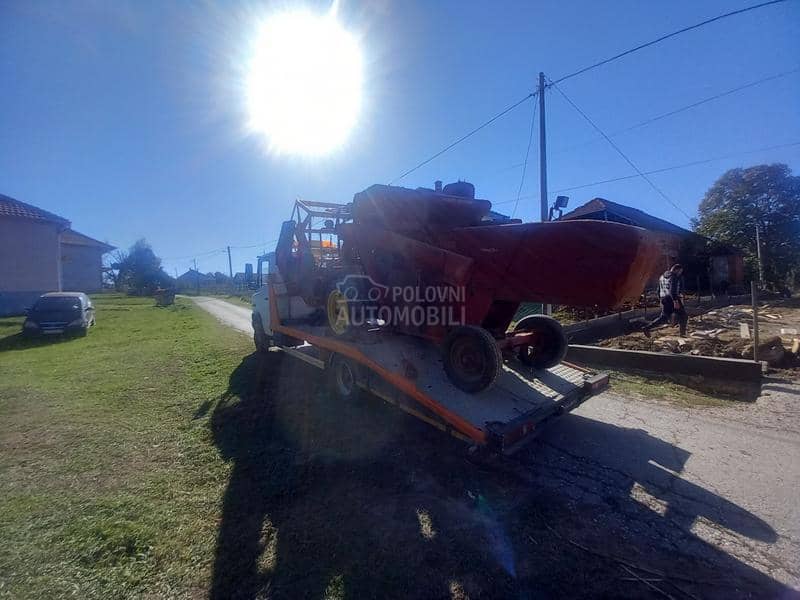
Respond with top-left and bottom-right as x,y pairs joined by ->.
513,315 -> 567,370
326,289 -> 351,337
442,325 -> 502,394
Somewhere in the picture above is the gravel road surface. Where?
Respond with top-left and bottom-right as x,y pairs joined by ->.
193,295 -> 800,595
189,296 -> 253,335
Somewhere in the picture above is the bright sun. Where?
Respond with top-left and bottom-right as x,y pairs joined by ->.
245,9 -> 363,156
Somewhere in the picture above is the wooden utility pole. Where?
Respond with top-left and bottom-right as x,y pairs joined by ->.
194,258 -> 199,294
751,281 -> 760,362
755,225 -> 764,289
227,246 -> 233,279
538,72 -> 552,316
538,72 -> 548,224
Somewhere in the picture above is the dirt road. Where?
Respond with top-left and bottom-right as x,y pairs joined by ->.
189,296 -> 253,335
195,296 -> 800,596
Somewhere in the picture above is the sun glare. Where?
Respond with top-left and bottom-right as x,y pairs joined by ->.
245,9 -> 363,156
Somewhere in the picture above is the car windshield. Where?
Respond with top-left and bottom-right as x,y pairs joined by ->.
33,297 -> 81,312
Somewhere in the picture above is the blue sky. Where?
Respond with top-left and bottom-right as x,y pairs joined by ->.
2,0 -> 798,277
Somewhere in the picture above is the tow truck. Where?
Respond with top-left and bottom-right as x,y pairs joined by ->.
251,197 -> 610,455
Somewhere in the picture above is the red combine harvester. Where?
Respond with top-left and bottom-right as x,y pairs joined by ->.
252,181 -> 660,453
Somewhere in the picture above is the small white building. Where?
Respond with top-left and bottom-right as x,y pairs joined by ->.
0,194 -> 114,316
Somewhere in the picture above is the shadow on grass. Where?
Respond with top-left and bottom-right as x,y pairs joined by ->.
208,351 -> 789,599
0,331 -> 84,353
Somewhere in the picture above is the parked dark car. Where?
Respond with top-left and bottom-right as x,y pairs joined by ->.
22,292 -> 95,337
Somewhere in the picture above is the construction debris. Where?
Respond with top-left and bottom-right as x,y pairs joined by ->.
741,336 -> 785,365
598,298 -> 800,371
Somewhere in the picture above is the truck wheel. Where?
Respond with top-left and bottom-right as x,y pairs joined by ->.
254,326 -> 269,353
328,354 -> 360,401
252,314 -> 271,353
513,315 -> 567,370
442,326 -> 502,394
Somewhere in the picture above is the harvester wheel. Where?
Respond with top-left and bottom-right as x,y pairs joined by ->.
513,315 -> 567,370
326,289 -> 351,336
442,326 -> 502,394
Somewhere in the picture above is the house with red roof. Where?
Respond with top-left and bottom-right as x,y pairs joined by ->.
0,194 -> 114,315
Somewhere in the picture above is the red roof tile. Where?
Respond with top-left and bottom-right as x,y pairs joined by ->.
0,193 -> 70,225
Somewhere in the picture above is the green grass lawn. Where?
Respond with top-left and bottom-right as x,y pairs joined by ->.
0,294 -> 251,599
1,294 -> 775,599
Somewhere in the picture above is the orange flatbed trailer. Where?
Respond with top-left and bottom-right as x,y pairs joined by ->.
266,280 -> 609,455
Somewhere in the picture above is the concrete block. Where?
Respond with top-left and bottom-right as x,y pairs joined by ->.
566,344 -> 762,382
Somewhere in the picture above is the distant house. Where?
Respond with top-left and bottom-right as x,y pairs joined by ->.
559,198 -> 744,291
0,194 -> 115,316
176,269 -> 215,291
61,228 -> 115,292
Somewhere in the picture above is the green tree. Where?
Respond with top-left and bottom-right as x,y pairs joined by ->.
114,239 -> 173,295
693,164 -> 800,289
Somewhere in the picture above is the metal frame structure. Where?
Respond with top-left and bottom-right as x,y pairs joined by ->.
289,198 -> 352,259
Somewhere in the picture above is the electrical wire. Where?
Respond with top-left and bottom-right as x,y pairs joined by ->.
497,143 -> 800,205
493,141 -> 800,205
162,239 -> 278,263
229,239 -> 278,250
551,81 -> 693,219
162,247 -> 226,261
551,0 -> 789,85
493,67 -> 800,176
614,67 -> 800,135
389,93 -> 535,185
552,141 -> 800,194
511,98 -> 538,218
546,66 -> 800,160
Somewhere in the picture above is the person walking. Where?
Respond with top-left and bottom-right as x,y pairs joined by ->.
643,264 -> 688,337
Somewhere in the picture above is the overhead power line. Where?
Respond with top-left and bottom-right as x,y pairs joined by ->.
390,93 -> 535,185
551,141 -> 800,194
163,240 -> 276,262
613,66 -> 800,135
495,66 -> 800,175
229,239 -> 277,250
495,141 -> 800,206
550,81 -> 693,220
162,247 -> 226,261
548,66 -> 800,159
552,0 -> 789,85
511,98 -> 538,217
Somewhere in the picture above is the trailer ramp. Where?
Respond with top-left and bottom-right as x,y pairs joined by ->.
277,326 -> 608,454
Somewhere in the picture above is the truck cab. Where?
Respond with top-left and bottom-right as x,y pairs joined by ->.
251,250 -> 319,352
251,252 -> 274,351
